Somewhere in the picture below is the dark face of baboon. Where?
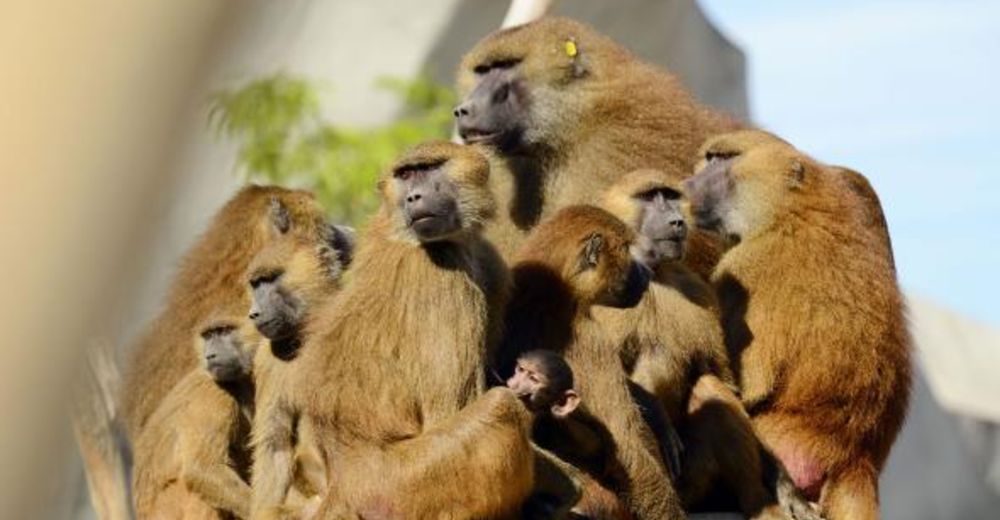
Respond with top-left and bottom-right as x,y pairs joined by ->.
507,350 -> 580,418
684,155 -> 736,236
380,141 -> 495,244
634,187 -> 687,267
199,320 -> 256,383
453,60 -> 527,151
248,271 -> 300,342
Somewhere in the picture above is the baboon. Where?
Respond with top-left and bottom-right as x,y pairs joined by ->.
507,350 -> 633,520
455,17 -> 743,276
246,228 -> 354,518
122,186 -> 332,440
685,133 -> 911,520
501,204 -> 684,519
596,168 -> 797,519
253,142 -> 535,519
132,313 -> 260,519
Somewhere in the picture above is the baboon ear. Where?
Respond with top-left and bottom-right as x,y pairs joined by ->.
270,196 -> 291,234
788,160 -> 807,189
579,234 -> 604,270
551,389 -> 580,419
328,224 -> 356,267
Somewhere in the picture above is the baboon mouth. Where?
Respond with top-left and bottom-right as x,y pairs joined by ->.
409,212 -> 440,225
460,128 -> 501,144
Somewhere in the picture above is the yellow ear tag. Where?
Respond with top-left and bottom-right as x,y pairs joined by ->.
565,40 -> 578,58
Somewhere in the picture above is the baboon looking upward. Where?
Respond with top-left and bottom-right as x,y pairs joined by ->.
455,17 -> 742,275
122,186 -> 332,440
502,205 -> 684,519
685,133 -> 911,520
132,312 -> 260,520
253,142 -> 535,519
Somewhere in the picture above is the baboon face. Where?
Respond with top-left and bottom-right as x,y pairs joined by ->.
248,269 -> 301,342
199,320 -> 256,383
685,141 -> 810,243
633,186 -> 687,267
381,142 -> 495,243
507,351 -> 579,418
455,18 -> 594,152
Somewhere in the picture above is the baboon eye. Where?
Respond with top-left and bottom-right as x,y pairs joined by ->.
250,270 -> 282,289
706,151 -> 738,163
201,324 -> 235,340
637,188 -> 681,202
393,159 -> 446,180
473,58 -> 521,75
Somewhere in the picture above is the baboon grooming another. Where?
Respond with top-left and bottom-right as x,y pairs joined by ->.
132,313 -> 260,519
685,132 -> 911,520
254,142 -> 535,519
455,17 -> 742,275
501,205 -> 684,519
122,186 -> 332,440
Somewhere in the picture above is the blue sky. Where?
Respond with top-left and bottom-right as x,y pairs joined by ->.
699,0 -> 1000,325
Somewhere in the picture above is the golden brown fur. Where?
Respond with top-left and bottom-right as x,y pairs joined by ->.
690,132 -> 911,520
457,17 -> 743,275
132,314 -> 260,520
596,169 -> 792,519
255,142 -> 535,519
122,186 -> 330,440
504,205 -> 683,519
247,236 -> 349,518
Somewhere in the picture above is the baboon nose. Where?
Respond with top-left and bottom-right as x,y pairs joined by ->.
206,353 -> 217,361
453,101 -> 474,119
670,219 -> 685,230
249,311 -> 259,320
406,193 -> 422,203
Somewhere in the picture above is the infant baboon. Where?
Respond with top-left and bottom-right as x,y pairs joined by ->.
132,313 -> 260,519
508,350 -> 634,520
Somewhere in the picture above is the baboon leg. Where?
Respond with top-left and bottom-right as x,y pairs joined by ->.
820,461 -> 878,520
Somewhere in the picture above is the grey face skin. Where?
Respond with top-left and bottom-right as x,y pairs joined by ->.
393,161 -> 463,242
453,61 -> 527,152
683,156 -> 736,235
632,188 -> 688,269
200,323 -> 253,383
248,272 -> 301,344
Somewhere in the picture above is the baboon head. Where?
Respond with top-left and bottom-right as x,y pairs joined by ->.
379,141 -> 495,244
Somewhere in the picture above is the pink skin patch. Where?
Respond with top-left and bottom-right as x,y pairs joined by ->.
773,444 -> 826,502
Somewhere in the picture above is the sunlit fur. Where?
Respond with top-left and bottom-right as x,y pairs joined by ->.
132,312 -> 261,520
271,142 -> 533,519
121,186 -> 330,441
247,235 -> 349,519
457,17 -> 742,276
505,205 -> 683,519
597,169 -> 800,520
698,132 -> 911,520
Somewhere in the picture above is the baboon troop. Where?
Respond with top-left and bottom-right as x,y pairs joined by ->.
119,16 -> 910,520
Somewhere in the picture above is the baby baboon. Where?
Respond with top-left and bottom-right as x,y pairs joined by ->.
132,313 -> 260,519
253,142 -> 534,519
122,186 -> 331,440
686,133 -> 911,520
455,17 -> 742,275
508,350 -> 634,520
502,204 -> 684,519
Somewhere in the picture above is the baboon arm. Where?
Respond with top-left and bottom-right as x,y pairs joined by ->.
363,388 -> 536,518
181,462 -> 252,518
574,350 -> 684,519
250,394 -> 297,519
